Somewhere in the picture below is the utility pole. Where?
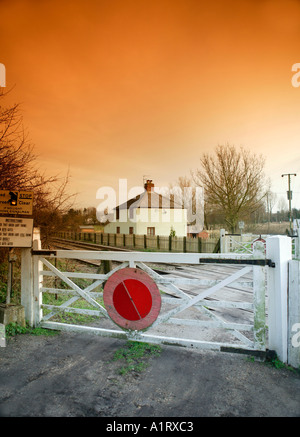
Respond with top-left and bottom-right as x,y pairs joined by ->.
281,173 -> 297,232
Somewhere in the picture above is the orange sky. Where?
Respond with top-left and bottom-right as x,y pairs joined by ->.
1,0 -> 300,210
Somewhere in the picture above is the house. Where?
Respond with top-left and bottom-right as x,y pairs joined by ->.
104,180 -> 187,237
187,226 -> 208,239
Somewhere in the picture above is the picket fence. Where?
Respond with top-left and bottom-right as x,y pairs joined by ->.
56,231 -> 220,253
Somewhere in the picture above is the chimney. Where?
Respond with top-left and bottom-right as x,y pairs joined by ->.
144,179 -> 154,192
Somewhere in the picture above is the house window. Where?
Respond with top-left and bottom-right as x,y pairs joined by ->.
129,227 -> 134,234
116,227 -> 120,234
147,227 -> 155,236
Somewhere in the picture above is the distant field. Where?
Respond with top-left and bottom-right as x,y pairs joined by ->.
245,221 -> 291,235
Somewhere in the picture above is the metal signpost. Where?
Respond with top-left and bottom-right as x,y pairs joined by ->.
0,217 -> 34,248
0,190 -> 33,216
0,190 -> 34,305
0,190 -> 34,248
238,221 -> 244,235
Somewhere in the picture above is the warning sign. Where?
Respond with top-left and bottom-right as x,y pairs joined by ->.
0,217 -> 33,247
0,190 -> 33,216
103,268 -> 161,331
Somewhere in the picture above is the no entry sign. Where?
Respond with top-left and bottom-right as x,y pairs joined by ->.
103,268 -> 161,330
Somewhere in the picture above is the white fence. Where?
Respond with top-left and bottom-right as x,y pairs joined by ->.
288,260 -> 300,368
220,226 -> 300,261
56,230 -> 220,253
19,232 -> 300,366
22,242 -> 266,352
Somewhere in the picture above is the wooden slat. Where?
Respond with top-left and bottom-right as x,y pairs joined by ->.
152,266 -> 252,326
41,258 -> 108,317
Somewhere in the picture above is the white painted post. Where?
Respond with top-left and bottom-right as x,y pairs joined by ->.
253,242 -> 266,351
266,235 -> 292,363
288,260 -> 300,368
293,220 -> 300,259
220,229 -> 226,253
21,248 -> 34,326
295,236 -> 300,260
32,229 -> 43,326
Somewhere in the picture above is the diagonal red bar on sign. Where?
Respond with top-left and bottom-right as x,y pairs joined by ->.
122,280 -> 142,320
113,282 -> 140,320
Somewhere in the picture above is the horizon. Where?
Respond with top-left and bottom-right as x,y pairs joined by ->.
1,0 -> 300,211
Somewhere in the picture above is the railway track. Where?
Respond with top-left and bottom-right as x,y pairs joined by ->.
50,237 -> 176,274
50,237 -> 130,253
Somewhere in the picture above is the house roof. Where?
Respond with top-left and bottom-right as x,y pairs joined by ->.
115,190 -> 184,211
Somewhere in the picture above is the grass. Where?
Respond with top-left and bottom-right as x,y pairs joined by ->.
265,356 -> 299,373
48,310 -> 99,325
42,291 -> 105,325
0,251 -> 22,304
5,322 -> 59,338
247,352 -> 300,373
41,257 -> 105,325
112,341 -> 162,375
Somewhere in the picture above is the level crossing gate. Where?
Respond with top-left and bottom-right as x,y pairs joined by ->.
20,237 -> 283,357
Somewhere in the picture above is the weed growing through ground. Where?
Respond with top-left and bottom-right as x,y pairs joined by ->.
265,356 -> 298,373
247,353 -> 299,373
112,341 -> 161,375
5,322 -> 59,338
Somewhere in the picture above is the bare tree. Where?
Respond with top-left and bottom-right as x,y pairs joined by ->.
0,90 -> 76,245
193,144 -> 266,233
277,196 -> 288,215
32,170 -> 76,246
0,97 -> 37,189
0,89 -> 58,191
170,176 -> 204,231
264,178 -> 277,231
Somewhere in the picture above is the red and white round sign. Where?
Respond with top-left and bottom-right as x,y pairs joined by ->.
103,268 -> 161,330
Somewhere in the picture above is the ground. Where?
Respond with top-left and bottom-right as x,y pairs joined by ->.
0,330 -> 299,419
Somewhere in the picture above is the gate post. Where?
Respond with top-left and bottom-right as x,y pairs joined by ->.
21,228 -> 43,327
266,235 -> 291,363
288,260 -> 300,368
21,248 -> 33,326
32,232 -> 43,327
293,220 -> 300,259
220,229 -> 226,253
253,242 -> 266,350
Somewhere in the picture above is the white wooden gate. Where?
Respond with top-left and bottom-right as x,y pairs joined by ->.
220,223 -> 300,260
20,238 -> 276,356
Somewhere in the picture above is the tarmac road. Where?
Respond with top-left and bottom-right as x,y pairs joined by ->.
0,330 -> 299,418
